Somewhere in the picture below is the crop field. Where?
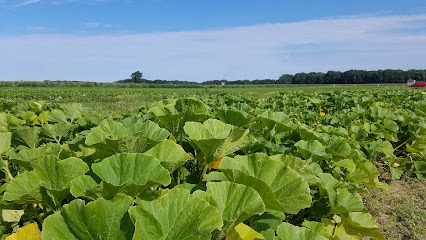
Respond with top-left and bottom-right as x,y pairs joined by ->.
0,85 -> 425,239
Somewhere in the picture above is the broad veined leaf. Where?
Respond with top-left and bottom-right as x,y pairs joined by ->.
205,182 -> 265,240
48,103 -> 83,123
275,222 -> 327,240
216,107 -> 253,127
336,159 -> 356,172
91,153 -> 171,197
70,175 -> 101,200
35,156 -> 89,206
270,154 -> 318,185
364,140 -> 394,158
14,126 -> 41,149
322,218 -> 359,240
326,138 -> 352,158
252,211 -> 286,240
227,223 -> 265,240
41,122 -> 74,143
149,104 -> 183,136
184,118 -> 250,164
7,143 -> 61,170
347,161 -> 388,190
321,212 -> 384,240
3,171 -> 42,203
149,98 -> 210,137
295,140 -> 332,162
130,188 -> 222,240
5,223 -> 41,240
341,212 -> 384,240
302,221 -> 329,239
42,195 -> 134,240
144,139 -> 191,173
85,118 -> 169,156
219,153 -> 312,213
124,120 -> 170,152
0,132 -> 12,155
85,118 -> 130,145
317,173 -> 364,214
258,111 -> 296,135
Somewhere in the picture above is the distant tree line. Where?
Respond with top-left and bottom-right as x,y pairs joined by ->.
208,69 -> 425,85
1,69 -> 425,87
275,69 -> 426,85
118,69 -> 425,85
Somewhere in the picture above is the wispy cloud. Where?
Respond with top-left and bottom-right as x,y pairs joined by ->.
1,14 -> 426,82
16,0 -> 40,7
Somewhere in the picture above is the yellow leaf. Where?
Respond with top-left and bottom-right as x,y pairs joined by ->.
392,162 -> 400,167
228,223 -> 265,240
6,223 -> 41,240
208,157 -> 223,169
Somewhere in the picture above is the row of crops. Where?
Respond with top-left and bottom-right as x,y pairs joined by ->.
0,89 -> 425,239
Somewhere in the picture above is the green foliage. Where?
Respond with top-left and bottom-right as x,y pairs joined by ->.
1,88 -> 425,239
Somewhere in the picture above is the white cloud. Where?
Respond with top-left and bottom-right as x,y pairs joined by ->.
16,0 -> 40,7
1,14 -> 426,82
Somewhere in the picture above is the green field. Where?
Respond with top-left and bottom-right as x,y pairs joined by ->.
0,84 -> 405,113
0,85 -> 425,240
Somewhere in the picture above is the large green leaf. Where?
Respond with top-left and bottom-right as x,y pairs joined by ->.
269,154 -> 317,185
85,118 -> 130,145
322,212 -> 384,240
295,140 -> 332,162
205,182 -> 265,240
42,195 -> 134,240
35,156 -> 89,206
130,188 -> 222,240
41,122 -> 74,143
149,98 -> 210,137
85,118 -> 169,156
48,103 -> 83,123
342,212 -> 384,240
219,153 -> 311,213
70,175 -> 101,200
125,120 -> 170,152
317,173 -> 364,214
91,153 -> 171,197
0,132 -> 11,155
216,107 -> 252,127
184,118 -> 250,164
144,139 -> 190,173
347,161 -> 388,190
252,211 -> 286,240
7,143 -> 61,170
14,126 -> 41,149
3,171 -> 42,203
258,112 -> 297,135
275,222 -> 327,240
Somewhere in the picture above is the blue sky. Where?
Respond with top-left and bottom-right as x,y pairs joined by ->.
1,0 -> 426,82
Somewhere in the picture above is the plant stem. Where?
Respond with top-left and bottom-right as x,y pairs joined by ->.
30,204 -> 44,224
199,164 -> 208,185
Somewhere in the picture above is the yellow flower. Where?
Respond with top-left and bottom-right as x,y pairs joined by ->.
392,162 -> 400,167
320,111 -> 326,116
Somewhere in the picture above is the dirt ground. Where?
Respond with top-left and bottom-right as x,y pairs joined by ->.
362,178 -> 426,240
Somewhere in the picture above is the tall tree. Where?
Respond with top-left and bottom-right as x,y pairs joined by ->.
131,71 -> 143,82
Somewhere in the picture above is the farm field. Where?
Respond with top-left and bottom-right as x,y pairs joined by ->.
0,85 -> 425,239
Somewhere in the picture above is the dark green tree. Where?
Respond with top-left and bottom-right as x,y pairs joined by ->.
131,71 -> 143,82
